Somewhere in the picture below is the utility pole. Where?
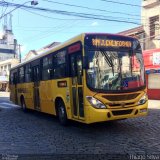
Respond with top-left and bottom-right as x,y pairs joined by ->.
13,39 -> 17,58
19,44 -> 21,63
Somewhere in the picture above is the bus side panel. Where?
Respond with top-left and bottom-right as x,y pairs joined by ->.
16,84 -> 23,106
53,78 -> 72,119
39,80 -> 55,115
16,83 -> 34,110
24,82 -> 34,110
39,78 -> 72,119
54,78 -> 72,120
10,84 -> 16,103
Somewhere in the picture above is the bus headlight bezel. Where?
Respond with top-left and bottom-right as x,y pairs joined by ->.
86,96 -> 106,109
138,93 -> 148,105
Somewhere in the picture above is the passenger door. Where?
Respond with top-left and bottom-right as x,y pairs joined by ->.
70,52 -> 84,120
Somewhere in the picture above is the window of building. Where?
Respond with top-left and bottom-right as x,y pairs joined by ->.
149,15 -> 159,39
10,70 -> 18,85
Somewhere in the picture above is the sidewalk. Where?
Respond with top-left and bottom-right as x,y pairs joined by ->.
0,92 -> 10,97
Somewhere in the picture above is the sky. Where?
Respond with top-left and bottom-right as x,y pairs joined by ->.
0,0 -> 142,57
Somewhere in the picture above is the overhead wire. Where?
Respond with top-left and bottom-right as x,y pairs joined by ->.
0,1 -> 37,20
100,0 -> 141,7
139,34 -> 160,42
21,6 -> 142,22
118,27 -> 160,43
0,1 -> 141,25
20,7 -> 93,21
21,24 -> 74,44
1,0 -> 150,51
0,0 -> 8,27
42,0 -> 142,18
1,0 -> 8,17
21,18 -> 80,43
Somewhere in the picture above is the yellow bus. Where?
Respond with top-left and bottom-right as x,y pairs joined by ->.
9,33 -> 148,125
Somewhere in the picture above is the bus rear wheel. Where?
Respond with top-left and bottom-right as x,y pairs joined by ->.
57,100 -> 68,125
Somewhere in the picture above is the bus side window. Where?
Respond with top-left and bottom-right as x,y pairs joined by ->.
25,64 -> 31,82
70,53 -> 83,84
19,67 -> 25,83
13,72 -> 17,85
48,56 -> 53,79
10,71 -> 13,84
53,50 -> 67,78
42,57 -> 49,80
42,55 -> 53,80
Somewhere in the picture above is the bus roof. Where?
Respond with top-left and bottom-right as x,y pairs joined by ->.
10,33 -> 137,70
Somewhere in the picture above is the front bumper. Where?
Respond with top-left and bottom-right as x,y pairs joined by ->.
86,101 -> 148,124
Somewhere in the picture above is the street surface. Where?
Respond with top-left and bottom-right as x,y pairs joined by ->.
0,92 -> 160,159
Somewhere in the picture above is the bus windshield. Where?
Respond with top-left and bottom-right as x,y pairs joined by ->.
86,50 -> 145,91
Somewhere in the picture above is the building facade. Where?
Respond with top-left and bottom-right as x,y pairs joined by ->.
0,29 -> 18,61
23,42 -> 60,61
0,58 -> 19,91
119,0 -> 160,50
0,15 -> 20,91
143,48 -> 160,99
118,25 -> 146,50
141,0 -> 160,99
142,0 -> 160,50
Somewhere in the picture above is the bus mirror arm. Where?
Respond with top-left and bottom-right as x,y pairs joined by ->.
83,56 -> 89,69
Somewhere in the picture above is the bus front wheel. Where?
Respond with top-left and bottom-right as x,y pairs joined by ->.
57,100 -> 68,125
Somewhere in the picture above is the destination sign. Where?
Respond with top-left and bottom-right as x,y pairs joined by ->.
92,38 -> 132,48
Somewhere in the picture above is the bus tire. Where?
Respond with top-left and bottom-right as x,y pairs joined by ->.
57,100 -> 68,126
21,97 -> 27,112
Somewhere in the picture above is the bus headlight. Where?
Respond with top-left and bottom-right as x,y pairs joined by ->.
86,96 -> 106,109
138,93 -> 148,105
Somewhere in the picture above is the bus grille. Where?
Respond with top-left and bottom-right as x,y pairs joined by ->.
102,93 -> 140,101
108,102 -> 135,108
112,109 -> 133,116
